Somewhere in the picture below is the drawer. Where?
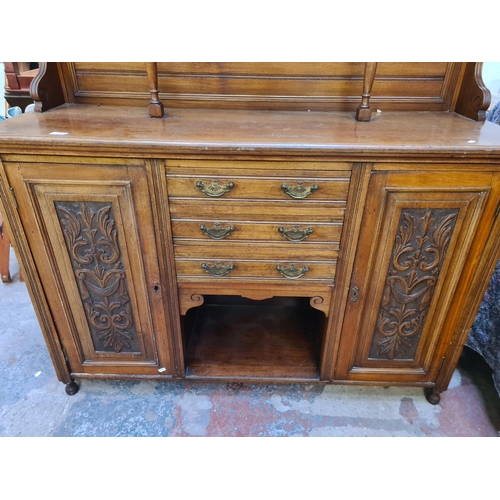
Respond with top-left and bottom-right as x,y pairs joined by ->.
171,220 -> 343,243
175,259 -> 336,282
173,242 -> 339,261
165,159 -> 352,175
166,174 -> 350,201
169,199 -> 346,222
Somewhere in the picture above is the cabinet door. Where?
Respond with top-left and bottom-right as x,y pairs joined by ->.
335,170 -> 500,384
6,161 -> 175,376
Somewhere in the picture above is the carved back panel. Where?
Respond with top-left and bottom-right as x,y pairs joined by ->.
57,62 -> 463,111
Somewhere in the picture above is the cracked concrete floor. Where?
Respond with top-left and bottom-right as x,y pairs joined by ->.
1,248 -> 500,437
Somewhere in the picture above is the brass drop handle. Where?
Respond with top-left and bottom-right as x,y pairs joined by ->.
200,223 -> 235,240
196,179 -> 234,197
201,262 -> 235,277
281,181 -> 318,199
276,263 -> 309,279
278,225 -> 314,242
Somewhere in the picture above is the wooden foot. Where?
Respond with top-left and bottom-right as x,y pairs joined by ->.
65,380 -> 80,396
424,388 -> 441,405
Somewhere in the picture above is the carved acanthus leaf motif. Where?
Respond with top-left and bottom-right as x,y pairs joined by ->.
370,209 -> 458,360
56,202 -> 138,353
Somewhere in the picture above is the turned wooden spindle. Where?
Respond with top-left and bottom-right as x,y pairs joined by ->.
145,62 -> 164,118
355,62 -> 378,122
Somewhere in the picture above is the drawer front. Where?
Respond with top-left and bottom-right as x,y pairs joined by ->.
175,259 -> 336,282
169,199 -> 346,222
173,242 -> 339,261
171,220 -> 343,243
167,174 -> 350,201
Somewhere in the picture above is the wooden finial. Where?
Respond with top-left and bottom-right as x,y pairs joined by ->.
145,62 -> 164,118
355,62 -> 378,122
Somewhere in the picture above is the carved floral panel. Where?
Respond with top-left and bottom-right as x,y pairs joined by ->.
55,201 -> 140,354
369,208 -> 458,360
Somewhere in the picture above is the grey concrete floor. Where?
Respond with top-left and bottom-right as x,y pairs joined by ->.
1,247 -> 500,436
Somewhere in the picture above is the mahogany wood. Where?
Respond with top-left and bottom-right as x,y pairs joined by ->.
1,62 -> 499,403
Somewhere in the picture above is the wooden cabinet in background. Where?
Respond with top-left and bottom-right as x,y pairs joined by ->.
1,62 -> 499,404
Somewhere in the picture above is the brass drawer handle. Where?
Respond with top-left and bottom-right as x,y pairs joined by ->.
196,179 -> 234,197
276,263 -> 309,279
278,225 -> 314,242
281,181 -> 318,199
200,223 -> 235,240
201,262 -> 235,277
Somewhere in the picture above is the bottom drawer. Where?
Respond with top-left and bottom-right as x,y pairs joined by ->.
175,259 -> 336,282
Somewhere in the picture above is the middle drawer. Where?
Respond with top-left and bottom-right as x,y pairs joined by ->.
171,220 -> 343,243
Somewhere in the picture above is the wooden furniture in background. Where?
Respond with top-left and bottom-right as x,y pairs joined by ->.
0,62 -> 498,404
3,63 -> 38,111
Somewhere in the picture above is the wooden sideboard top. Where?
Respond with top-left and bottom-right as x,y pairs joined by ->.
1,104 -> 500,161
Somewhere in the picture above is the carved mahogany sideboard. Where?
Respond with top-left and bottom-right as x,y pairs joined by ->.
1,62 -> 499,404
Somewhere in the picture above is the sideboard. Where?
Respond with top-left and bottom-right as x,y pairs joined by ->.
1,62 -> 499,404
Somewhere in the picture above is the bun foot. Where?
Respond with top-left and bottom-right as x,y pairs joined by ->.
424,388 -> 441,405
65,380 -> 79,396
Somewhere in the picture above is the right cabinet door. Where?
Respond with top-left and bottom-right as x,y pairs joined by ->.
335,169 -> 500,384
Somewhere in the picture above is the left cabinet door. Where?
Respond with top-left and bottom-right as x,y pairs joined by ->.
5,160 -> 175,377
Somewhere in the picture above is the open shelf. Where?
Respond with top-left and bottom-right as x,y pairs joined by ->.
184,296 -> 323,380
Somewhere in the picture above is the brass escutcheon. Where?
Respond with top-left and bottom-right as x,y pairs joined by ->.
281,181 -> 319,199
276,263 -> 309,279
196,179 -> 234,197
278,225 -> 314,242
200,223 -> 235,240
201,262 -> 235,277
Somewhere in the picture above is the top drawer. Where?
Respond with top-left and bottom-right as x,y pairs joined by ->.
167,174 -> 350,201
165,161 -> 352,202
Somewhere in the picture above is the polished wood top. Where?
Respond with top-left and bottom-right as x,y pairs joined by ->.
1,104 -> 499,160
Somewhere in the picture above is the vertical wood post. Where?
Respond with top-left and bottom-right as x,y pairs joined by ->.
355,62 -> 378,122
145,63 -> 164,118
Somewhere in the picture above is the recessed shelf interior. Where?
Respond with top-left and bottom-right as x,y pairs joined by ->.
183,295 -> 324,380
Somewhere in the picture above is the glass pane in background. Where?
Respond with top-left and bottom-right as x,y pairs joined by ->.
483,62 -> 500,109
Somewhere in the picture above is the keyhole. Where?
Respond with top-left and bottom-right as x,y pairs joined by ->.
154,285 -> 160,294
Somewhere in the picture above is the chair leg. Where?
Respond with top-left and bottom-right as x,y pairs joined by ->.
0,213 -> 12,283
